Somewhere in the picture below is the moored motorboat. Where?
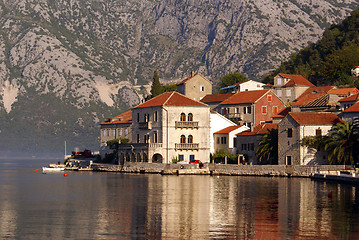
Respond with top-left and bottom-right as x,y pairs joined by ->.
42,166 -> 65,171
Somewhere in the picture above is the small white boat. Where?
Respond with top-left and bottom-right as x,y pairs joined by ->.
42,167 -> 65,171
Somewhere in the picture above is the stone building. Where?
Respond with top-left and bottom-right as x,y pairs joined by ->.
272,73 -> 314,104
236,123 -> 278,165
213,125 -> 249,154
341,102 -> 359,122
99,110 -> 132,147
219,80 -> 264,93
200,93 -> 233,112
218,90 -> 284,130
278,112 -> 343,165
117,92 -> 211,164
176,73 -> 213,101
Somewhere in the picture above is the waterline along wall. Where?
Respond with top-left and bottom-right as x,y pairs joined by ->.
91,162 -> 347,177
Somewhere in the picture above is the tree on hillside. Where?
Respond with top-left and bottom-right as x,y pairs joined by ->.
218,72 -> 248,90
262,8 -> 359,86
150,70 -> 163,98
256,128 -> 278,165
324,121 -> 359,165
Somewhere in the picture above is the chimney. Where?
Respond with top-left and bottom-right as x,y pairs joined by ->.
191,71 -> 194,77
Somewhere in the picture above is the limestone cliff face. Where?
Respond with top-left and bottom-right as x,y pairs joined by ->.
0,0 -> 358,153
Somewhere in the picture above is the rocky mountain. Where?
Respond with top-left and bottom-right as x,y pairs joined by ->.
0,0 -> 358,155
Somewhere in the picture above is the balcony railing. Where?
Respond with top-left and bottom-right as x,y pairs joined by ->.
175,121 -> 199,128
138,121 -> 152,129
175,143 -> 199,150
149,143 -> 162,149
226,113 -> 243,119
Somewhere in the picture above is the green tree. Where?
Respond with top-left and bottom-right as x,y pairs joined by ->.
324,121 -> 359,165
218,72 -> 248,90
256,128 -> 278,165
150,70 -> 163,98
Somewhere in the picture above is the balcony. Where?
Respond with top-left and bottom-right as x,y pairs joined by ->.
226,113 -> 243,119
175,143 -> 199,150
175,121 -> 199,128
139,121 -> 152,129
149,143 -> 162,149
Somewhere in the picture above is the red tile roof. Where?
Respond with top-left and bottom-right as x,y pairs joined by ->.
328,87 -> 359,95
289,112 -> 343,125
220,90 -> 269,105
302,86 -> 335,95
339,93 -> 359,102
237,123 -> 278,136
278,74 -> 315,87
263,83 -> 273,87
101,110 -> 132,125
343,102 -> 359,112
200,93 -> 234,103
292,93 -> 327,106
214,125 -> 245,134
272,107 -> 291,118
134,92 -> 208,109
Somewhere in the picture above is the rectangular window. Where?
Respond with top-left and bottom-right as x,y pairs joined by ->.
243,107 -> 247,114
118,129 -> 122,137
112,129 -> 116,137
250,143 -> 254,151
137,113 -> 140,122
286,89 -> 291,97
221,137 -> 227,144
286,156 -> 292,165
267,95 -> 272,102
277,90 -> 282,97
235,108 -> 239,113
287,128 -> 293,138
262,106 -> 267,114
154,111 -> 158,122
179,155 -> 184,161
125,128 -> 128,136
154,132 -> 158,143
247,106 -> 251,114
137,134 -> 140,143
273,106 -> 278,114
200,86 -> 205,91
241,144 -> 247,151
217,137 -> 220,144
316,129 -> 322,136
190,155 -> 195,161
277,78 -> 282,85
247,122 -> 251,129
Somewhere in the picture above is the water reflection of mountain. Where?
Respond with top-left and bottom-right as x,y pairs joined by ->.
0,161 -> 359,239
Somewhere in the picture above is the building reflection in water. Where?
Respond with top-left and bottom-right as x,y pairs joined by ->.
1,169 -> 359,239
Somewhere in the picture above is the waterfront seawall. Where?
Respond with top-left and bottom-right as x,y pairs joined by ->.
91,162 -> 347,177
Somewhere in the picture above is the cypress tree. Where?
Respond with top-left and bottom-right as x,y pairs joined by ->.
150,70 -> 163,98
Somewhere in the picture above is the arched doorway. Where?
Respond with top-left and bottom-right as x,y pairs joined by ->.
137,153 -> 142,162
125,153 -> 130,162
143,153 -> 148,162
131,153 -> 135,162
152,153 -> 163,163
119,152 -> 125,165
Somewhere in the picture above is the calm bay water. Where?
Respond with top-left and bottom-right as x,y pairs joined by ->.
0,158 -> 359,239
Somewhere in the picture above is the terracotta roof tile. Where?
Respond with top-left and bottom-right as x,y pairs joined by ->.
292,93 -> 327,107
101,110 -> 132,125
214,125 -> 244,134
289,112 -> 343,125
343,102 -> 359,112
302,86 -> 335,95
134,92 -> 208,109
328,87 -> 359,95
220,90 -> 269,105
263,83 -> 273,87
339,93 -> 359,102
237,123 -> 278,136
200,93 -> 234,103
278,74 -> 315,87
272,107 -> 291,118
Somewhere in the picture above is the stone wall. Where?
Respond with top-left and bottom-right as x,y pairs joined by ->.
91,162 -> 347,177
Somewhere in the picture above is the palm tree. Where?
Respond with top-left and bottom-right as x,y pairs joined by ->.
324,120 -> 359,165
256,128 -> 278,165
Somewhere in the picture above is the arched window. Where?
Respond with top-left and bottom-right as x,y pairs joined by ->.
188,113 -> 193,121
188,135 -> 193,143
180,113 -> 186,121
180,135 -> 186,143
